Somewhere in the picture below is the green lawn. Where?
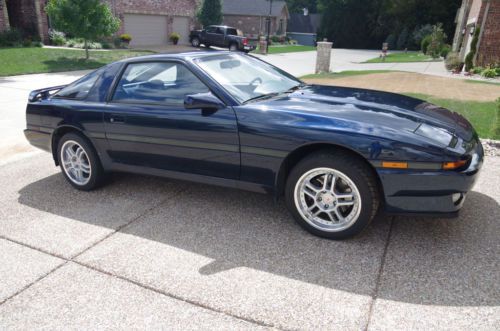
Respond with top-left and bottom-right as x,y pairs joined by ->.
301,70 -> 396,79
405,93 -> 500,140
0,47 -> 154,76
252,45 -> 316,54
364,52 -> 437,63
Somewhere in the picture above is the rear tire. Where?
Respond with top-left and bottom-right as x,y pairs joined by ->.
285,151 -> 379,239
57,132 -> 105,191
229,43 -> 238,51
191,37 -> 200,47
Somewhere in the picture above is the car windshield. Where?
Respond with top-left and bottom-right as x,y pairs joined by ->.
194,53 -> 303,103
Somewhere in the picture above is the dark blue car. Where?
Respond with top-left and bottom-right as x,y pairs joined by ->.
24,51 -> 484,239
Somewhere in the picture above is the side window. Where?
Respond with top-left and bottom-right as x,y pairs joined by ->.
215,27 -> 224,35
206,26 -> 217,33
112,62 -> 209,105
54,68 -> 103,100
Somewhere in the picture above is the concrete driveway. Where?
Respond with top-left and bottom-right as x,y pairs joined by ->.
254,48 -> 448,77
0,67 -> 499,329
0,152 -> 499,330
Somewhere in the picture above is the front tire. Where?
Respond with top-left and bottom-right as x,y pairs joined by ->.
191,37 -> 200,47
57,132 -> 105,191
285,151 -> 379,239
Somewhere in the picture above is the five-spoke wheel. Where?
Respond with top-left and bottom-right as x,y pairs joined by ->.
286,151 -> 379,239
57,132 -> 105,191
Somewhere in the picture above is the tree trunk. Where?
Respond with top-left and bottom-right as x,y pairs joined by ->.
84,39 -> 89,60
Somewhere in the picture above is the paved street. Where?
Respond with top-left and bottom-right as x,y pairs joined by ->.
0,52 -> 499,329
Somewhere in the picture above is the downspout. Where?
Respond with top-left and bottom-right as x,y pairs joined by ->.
474,0 -> 490,66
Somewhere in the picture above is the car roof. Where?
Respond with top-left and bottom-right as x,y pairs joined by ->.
120,50 -> 241,63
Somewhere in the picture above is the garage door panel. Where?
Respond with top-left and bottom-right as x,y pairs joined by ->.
172,17 -> 190,45
124,14 -> 167,46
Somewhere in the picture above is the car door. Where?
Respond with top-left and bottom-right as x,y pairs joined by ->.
103,60 -> 240,180
203,26 -> 217,45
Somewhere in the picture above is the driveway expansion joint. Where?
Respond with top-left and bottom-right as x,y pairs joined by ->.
364,216 -> 394,330
0,187 -> 280,329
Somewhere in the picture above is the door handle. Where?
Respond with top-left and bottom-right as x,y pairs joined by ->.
109,116 -> 125,124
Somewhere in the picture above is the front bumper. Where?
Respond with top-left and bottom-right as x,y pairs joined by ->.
378,142 -> 484,216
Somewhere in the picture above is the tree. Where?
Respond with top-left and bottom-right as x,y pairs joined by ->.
46,0 -> 120,60
427,23 -> 446,59
197,0 -> 222,27
286,0 -> 318,13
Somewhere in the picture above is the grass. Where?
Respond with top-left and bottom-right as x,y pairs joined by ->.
465,79 -> 500,86
405,93 -> 500,140
0,47 -> 154,76
301,70 -> 396,79
364,51 -> 438,63
252,45 -> 316,54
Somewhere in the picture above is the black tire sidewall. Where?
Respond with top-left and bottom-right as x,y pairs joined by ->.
57,132 -> 103,191
285,153 -> 377,239
191,38 -> 200,47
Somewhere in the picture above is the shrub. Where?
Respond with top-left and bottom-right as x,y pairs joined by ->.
440,44 -> 451,58
465,27 -> 480,72
119,33 -> 132,43
445,52 -> 462,71
33,41 -> 43,47
482,68 -> 497,78
113,37 -> 122,48
0,28 -> 23,47
471,66 -> 484,74
49,29 -> 66,46
396,28 -> 409,50
495,67 -> 500,76
427,23 -> 446,59
289,39 -> 298,45
169,32 -> 181,44
101,42 -> 111,49
271,35 -> 280,43
421,35 -> 431,54
385,33 -> 396,50
412,24 -> 433,49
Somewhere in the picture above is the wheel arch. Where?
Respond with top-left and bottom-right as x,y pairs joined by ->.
51,125 -> 94,166
275,142 -> 384,201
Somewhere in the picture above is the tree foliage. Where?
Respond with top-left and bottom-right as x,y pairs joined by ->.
286,0 -> 319,13
46,0 -> 120,59
318,0 -> 461,49
197,0 -> 223,27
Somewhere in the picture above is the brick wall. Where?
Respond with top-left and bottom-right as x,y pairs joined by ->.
105,0 -> 198,35
223,15 -> 264,38
476,0 -> 500,66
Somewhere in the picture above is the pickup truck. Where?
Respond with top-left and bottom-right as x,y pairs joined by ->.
189,25 -> 255,52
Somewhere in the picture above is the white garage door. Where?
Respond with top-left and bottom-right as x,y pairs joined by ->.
124,14 -> 167,46
172,16 -> 190,45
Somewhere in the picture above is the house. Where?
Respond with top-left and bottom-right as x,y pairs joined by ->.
0,0 -> 198,46
287,9 -> 321,46
452,0 -> 500,67
222,0 -> 289,39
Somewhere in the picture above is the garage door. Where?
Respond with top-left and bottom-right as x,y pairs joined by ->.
172,16 -> 190,45
124,14 -> 167,46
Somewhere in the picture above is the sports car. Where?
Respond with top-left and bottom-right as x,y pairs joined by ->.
24,51 -> 484,239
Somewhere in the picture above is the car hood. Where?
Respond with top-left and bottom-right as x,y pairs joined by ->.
252,85 -> 474,144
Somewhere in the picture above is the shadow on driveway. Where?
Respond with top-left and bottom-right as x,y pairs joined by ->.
17,172 -> 500,307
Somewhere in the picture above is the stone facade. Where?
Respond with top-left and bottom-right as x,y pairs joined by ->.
104,0 -> 198,36
0,0 -> 198,44
454,0 -> 500,67
0,0 -> 49,42
223,12 -> 287,39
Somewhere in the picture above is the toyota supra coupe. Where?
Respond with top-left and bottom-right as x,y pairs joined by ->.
24,51 -> 484,239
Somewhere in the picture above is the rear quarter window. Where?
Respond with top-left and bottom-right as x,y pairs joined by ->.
54,68 -> 104,100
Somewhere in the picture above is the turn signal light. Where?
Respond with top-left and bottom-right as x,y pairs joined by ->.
382,161 -> 408,169
442,160 -> 468,170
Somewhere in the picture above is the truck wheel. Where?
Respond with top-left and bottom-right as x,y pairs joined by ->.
191,37 -> 200,47
229,43 -> 238,51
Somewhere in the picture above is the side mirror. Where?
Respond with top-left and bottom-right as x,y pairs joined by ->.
184,92 -> 225,110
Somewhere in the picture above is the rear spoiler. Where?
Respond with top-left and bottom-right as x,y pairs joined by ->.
28,85 -> 67,102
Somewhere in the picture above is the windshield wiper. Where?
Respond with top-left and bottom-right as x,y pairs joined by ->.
285,83 -> 306,93
243,92 -> 280,104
